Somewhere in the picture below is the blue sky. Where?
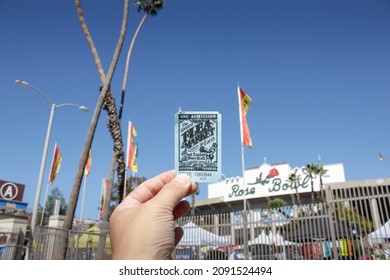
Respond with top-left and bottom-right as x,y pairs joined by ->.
1,0 -> 390,221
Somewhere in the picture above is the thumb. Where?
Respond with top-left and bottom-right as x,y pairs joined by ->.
150,174 -> 192,210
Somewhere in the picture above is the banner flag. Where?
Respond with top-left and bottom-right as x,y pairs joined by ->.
49,143 -> 62,184
238,86 -> 253,147
99,178 -> 109,221
84,148 -> 92,176
132,144 -> 139,172
126,121 -> 138,172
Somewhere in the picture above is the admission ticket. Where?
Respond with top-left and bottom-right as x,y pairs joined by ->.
174,111 -> 222,183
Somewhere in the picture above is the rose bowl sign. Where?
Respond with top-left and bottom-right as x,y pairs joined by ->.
208,162 -> 346,202
0,180 -> 25,202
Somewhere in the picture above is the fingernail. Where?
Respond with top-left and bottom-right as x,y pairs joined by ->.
175,173 -> 191,185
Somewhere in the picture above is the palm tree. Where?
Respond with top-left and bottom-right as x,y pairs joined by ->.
119,1 -> 165,117
267,198 -> 287,258
315,164 -> 327,201
135,0 -> 164,16
87,0 -> 166,224
303,163 -> 316,205
59,0 -> 130,259
116,0 -> 166,202
287,171 -> 301,206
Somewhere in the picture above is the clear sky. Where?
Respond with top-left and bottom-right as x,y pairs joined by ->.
1,0 -> 390,221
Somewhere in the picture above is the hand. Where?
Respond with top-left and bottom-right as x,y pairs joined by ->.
109,170 -> 198,259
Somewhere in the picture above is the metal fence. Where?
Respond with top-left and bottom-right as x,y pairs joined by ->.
173,182 -> 390,260
175,204 -> 352,260
32,227 -> 68,259
31,225 -> 111,260
66,226 -> 111,260
11,180 -> 390,260
0,230 -> 28,260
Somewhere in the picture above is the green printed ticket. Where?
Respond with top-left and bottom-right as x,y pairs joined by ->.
174,111 -> 222,183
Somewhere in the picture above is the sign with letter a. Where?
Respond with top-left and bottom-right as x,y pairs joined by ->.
0,180 -> 25,201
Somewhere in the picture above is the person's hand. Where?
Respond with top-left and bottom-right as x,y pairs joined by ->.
109,170 -> 198,259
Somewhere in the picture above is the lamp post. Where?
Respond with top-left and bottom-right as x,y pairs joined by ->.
15,80 -> 88,237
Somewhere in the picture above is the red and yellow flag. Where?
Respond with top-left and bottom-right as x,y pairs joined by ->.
84,148 -> 92,176
126,121 -> 138,172
238,86 -> 252,147
49,143 -> 62,184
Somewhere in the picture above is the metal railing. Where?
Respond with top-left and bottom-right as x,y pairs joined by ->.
6,181 -> 389,260
31,226 -> 111,260
172,182 -> 390,260
0,231 -> 28,260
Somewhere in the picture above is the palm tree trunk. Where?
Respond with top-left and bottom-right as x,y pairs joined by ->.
119,13 -> 148,118
116,13 -> 149,203
191,193 -> 195,216
58,0 -> 129,260
75,0 -> 105,81
103,87 -> 126,199
102,143 -> 117,222
320,176 -> 324,200
310,177 -> 315,205
294,182 -> 301,206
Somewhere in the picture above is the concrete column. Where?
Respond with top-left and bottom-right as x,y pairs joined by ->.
370,198 -> 381,230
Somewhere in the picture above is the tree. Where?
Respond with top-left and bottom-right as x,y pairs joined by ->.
135,0 -> 164,15
45,187 -> 67,216
267,198 -> 287,258
267,198 -> 287,209
116,0 -> 165,203
315,164 -> 328,201
39,187 -> 67,225
60,0 -> 130,259
303,163 -> 317,205
334,200 -> 374,236
287,171 -> 301,206
102,0 -> 166,224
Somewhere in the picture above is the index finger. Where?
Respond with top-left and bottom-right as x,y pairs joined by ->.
120,170 -> 175,208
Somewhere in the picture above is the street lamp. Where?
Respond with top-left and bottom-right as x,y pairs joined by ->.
15,80 -> 89,237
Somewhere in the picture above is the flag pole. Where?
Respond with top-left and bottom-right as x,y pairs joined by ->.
39,182 -> 51,225
237,84 -> 249,259
39,144 -> 58,225
123,169 -> 128,199
80,149 -> 91,224
79,175 -> 87,222
237,84 -> 248,212
98,180 -> 104,221
123,121 -> 131,200
379,153 -> 385,178
124,121 -> 138,198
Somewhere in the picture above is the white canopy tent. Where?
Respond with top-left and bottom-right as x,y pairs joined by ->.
248,230 -> 272,245
249,230 -> 296,260
248,230 -> 295,246
368,220 -> 390,244
268,231 -> 296,246
178,222 -> 230,247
